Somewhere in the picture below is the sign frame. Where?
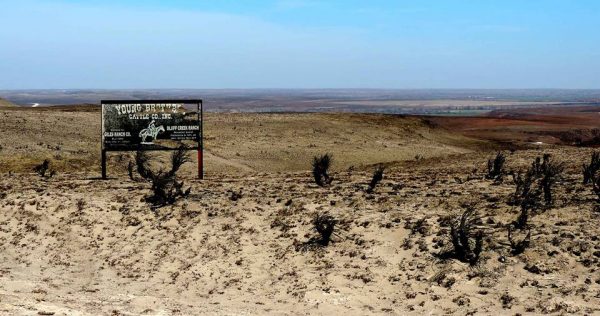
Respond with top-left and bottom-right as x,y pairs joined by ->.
100,99 -> 203,179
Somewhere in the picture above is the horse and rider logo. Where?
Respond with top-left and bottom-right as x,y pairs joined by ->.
139,120 -> 165,144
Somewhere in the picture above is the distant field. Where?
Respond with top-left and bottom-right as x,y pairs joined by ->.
331,100 -> 577,107
1,89 -> 599,115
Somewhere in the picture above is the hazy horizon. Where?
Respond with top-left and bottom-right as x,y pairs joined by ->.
1,1 -> 599,89
3,88 -> 600,91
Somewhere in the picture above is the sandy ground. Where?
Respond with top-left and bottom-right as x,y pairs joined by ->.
0,108 -> 599,315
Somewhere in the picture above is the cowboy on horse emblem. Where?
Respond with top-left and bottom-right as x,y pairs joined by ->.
139,120 -> 165,144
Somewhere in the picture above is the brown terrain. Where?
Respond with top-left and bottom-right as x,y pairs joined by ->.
429,105 -> 600,147
0,105 -> 599,315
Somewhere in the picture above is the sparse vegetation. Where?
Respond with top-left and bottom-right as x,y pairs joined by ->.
5,101 -> 600,314
312,153 -> 333,187
33,159 -> 55,178
486,152 -> 506,182
448,207 -> 484,265
366,165 -> 384,193
135,146 -> 191,207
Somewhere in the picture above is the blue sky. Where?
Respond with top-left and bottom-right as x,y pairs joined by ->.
0,0 -> 599,89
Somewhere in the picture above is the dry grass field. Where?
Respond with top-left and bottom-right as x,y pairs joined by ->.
0,106 -> 599,315
0,106 -> 487,174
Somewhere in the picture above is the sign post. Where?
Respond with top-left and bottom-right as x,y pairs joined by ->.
100,99 -> 203,180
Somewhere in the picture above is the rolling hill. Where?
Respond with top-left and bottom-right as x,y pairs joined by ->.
0,97 -> 17,107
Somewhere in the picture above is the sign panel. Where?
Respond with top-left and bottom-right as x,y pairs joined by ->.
100,99 -> 203,179
102,100 -> 201,151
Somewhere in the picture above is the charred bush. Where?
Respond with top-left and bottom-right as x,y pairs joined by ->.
512,168 -> 544,228
448,207 -> 484,265
313,213 -> 337,246
366,165 -> 384,193
135,146 -> 191,207
312,153 -> 333,187
592,175 -> 600,204
33,159 -> 55,178
229,189 -> 243,201
582,152 -> 600,184
511,154 -> 563,229
539,154 -> 564,206
486,152 -> 506,182
512,154 -> 563,209
127,160 -> 136,181
508,226 -> 531,255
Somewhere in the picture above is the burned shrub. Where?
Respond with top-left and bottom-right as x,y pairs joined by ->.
295,212 -> 338,251
512,154 -> 563,208
135,146 -> 191,207
511,154 -> 563,229
127,160 -> 136,181
448,207 -> 484,265
312,153 -> 333,187
582,152 -> 600,184
592,176 -> 600,204
366,165 -> 384,193
507,226 -> 531,255
33,159 -> 55,178
512,174 -> 543,229
486,152 -> 506,182
229,189 -> 243,201
313,213 -> 337,246
539,154 -> 564,206
34,160 -> 49,177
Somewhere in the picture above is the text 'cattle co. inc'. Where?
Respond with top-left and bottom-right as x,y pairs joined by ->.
114,103 -> 185,120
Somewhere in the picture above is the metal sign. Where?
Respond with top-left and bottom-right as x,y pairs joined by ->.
101,99 -> 203,179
